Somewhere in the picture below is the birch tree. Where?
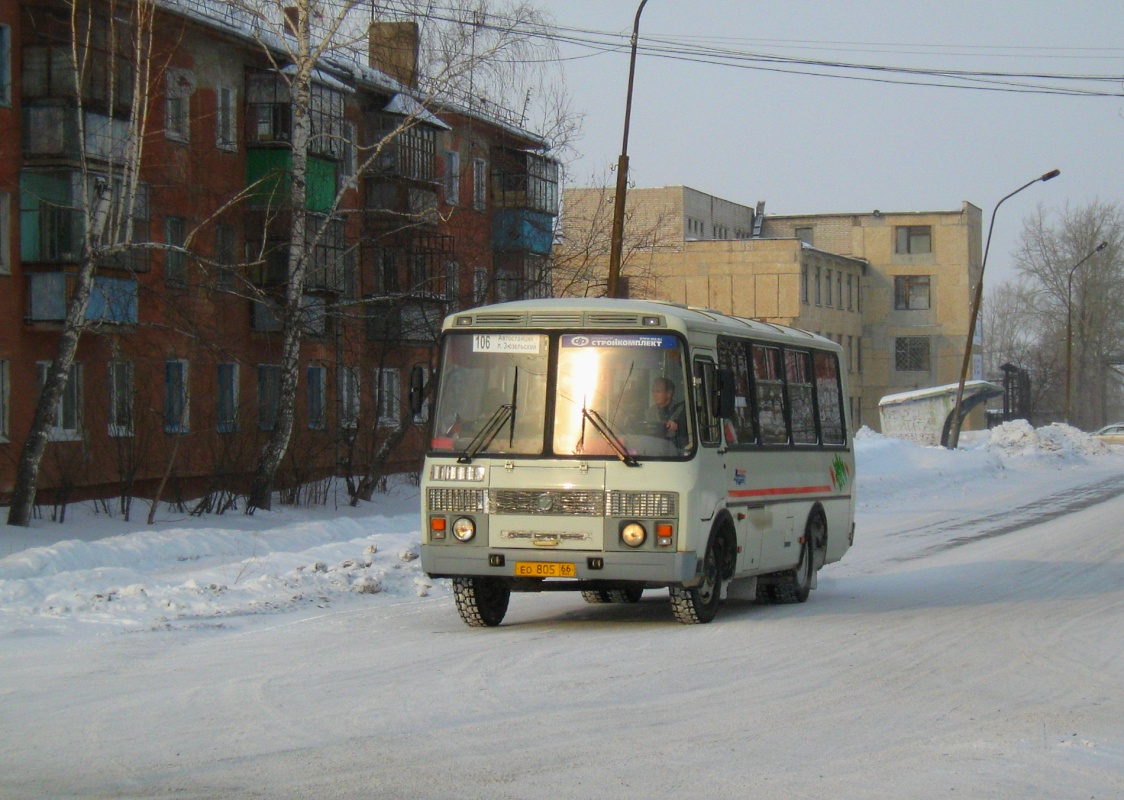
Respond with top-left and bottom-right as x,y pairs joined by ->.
8,0 -> 156,527
238,0 -> 571,510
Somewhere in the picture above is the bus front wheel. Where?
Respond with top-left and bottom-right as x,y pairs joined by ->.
670,535 -> 723,624
452,576 -> 510,627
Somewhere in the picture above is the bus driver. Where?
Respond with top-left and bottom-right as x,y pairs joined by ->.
646,377 -> 688,450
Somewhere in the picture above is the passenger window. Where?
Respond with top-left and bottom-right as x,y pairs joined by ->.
752,345 -> 789,445
718,337 -> 755,446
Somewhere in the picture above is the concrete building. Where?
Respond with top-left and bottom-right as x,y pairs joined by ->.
559,186 -> 983,431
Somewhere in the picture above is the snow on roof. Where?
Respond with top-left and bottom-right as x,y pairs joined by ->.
879,380 -> 1002,407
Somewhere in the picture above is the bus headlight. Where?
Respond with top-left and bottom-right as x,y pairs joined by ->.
452,517 -> 477,542
621,522 -> 647,548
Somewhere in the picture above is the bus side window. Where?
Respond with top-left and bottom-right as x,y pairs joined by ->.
752,344 -> 790,445
692,359 -> 722,447
814,351 -> 846,444
718,337 -> 755,446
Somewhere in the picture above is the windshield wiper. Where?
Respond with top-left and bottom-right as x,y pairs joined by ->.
581,407 -> 639,467
457,404 -> 514,464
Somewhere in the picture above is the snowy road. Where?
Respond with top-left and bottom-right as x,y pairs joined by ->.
2,427 -> 1123,799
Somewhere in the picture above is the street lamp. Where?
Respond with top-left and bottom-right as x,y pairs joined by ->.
946,168 -> 1060,449
606,0 -> 651,299
1065,240 -> 1109,425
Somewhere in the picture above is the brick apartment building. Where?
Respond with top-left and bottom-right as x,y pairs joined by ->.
0,0 -> 559,505
560,186 -> 982,431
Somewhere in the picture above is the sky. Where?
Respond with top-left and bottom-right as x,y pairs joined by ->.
532,0 -> 1124,285
2,423 -> 1123,797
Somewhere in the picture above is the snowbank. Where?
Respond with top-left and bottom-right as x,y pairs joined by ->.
2,425 -> 1122,635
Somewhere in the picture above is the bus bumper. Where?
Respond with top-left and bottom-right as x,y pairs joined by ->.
421,546 -> 699,585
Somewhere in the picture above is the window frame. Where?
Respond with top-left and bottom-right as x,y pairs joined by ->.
307,365 -> 326,430
37,361 -> 83,441
216,84 -> 237,151
164,359 -> 190,434
257,364 -> 281,431
217,362 -> 239,433
893,274 -> 932,311
375,367 -> 401,427
894,336 -> 931,373
108,360 -> 133,437
472,158 -> 488,212
165,216 -> 187,287
339,365 -> 359,429
895,225 -> 932,255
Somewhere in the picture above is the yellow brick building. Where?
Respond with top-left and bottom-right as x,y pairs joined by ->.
558,186 -> 983,431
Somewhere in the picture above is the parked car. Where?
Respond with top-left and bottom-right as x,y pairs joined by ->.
1092,423 -> 1124,445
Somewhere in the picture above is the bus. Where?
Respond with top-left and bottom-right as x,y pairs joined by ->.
419,298 -> 855,626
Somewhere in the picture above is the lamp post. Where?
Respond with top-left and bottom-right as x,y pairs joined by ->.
1065,240 -> 1109,425
946,168 -> 1060,449
606,0 -> 650,299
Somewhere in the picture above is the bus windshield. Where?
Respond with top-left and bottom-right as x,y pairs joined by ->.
430,331 -> 693,460
554,333 -> 692,458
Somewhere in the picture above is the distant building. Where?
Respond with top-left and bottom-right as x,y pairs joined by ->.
559,186 -> 983,431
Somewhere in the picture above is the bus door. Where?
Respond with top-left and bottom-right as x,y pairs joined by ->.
691,354 -> 740,546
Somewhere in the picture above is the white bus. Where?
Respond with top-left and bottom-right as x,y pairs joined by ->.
419,298 -> 855,625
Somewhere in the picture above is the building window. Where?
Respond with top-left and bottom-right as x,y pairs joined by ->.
837,272 -> 843,307
801,264 -> 809,304
847,274 -> 854,311
894,275 -> 931,310
375,368 -> 400,427
164,360 -> 189,433
339,366 -> 359,428
0,360 -> 9,441
37,361 -> 82,441
215,224 -> 236,290
165,217 -> 187,287
165,69 -> 195,142
216,85 -> 237,150
472,158 -> 488,212
217,363 -> 239,433
0,25 -> 10,106
825,269 -> 833,307
857,336 -> 863,373
815,267 -> 822,306
307,366 -> 326,429
795,226 -> 813,245
444,150 -> 460,206
0,191 -> 9,275
895,225 -> 932,255
108,361 -> 133,437
258,365 -> 281,430
895,336 -> 931,372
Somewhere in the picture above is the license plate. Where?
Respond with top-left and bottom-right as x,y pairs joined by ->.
514,561 -> 576,578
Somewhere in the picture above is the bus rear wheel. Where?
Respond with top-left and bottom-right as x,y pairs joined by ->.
769,514 -> 820,604
452,576 -> 510,627
670,535 -> 722,624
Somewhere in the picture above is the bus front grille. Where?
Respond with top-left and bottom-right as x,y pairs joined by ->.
489,489 -> 605,516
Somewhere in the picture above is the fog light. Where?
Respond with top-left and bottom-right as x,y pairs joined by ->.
621,522 -> 646,548
452,517 -> 477,542
430,516 -> 447,540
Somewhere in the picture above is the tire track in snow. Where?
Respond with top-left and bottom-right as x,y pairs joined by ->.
893,475 -> 1124,562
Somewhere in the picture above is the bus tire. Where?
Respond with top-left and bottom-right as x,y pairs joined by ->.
771,512 -> 820,604
670,533 -> 723,624
452,576 -> 510,627
581,590 -> 612,604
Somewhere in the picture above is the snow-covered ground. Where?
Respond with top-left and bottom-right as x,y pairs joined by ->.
2,421 -> 1123,799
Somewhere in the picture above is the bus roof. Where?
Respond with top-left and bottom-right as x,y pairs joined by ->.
443,298 -> 841,350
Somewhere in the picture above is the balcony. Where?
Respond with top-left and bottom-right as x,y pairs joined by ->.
28,273 -> 138,324
23,107 -> 131,162
492,208 -> 555,256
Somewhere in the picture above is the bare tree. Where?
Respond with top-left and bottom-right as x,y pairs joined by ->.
1004,201 -> 1124,428
8,0 -> 157,527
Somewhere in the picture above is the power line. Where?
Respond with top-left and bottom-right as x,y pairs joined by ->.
381,2 -> 1124,98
